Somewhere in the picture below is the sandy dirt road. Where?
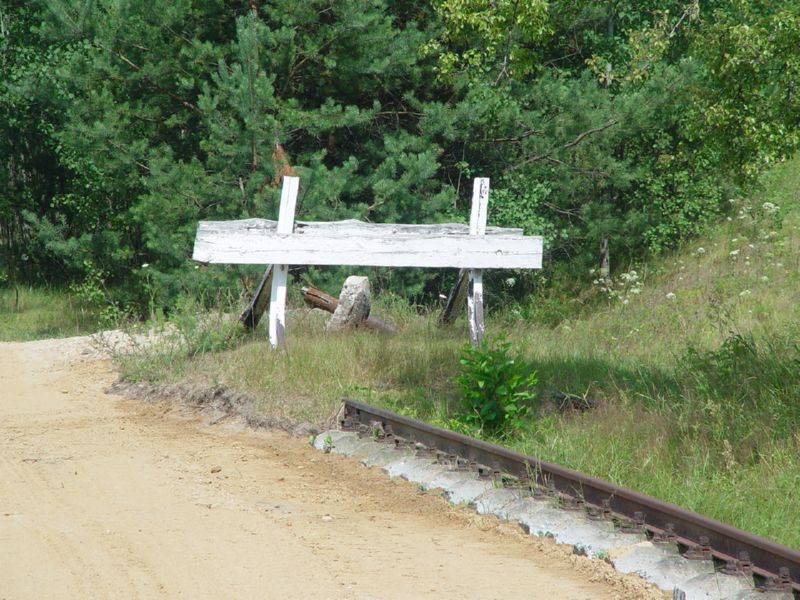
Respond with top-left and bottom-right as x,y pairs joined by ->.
0,337 -> 657,600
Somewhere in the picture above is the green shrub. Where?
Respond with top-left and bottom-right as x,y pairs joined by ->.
456,338 -> 538,434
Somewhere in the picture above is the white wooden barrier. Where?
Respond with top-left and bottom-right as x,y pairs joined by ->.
192,176 -> 543,348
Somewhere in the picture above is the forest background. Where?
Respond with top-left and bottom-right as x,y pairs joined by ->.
2,0 -> 798,313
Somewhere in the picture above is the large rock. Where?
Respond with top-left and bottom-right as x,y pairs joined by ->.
326,276 -> 371,331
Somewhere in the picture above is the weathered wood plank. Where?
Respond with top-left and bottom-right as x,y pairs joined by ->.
467,178 -> 489,345
193,230 -> 542,269
196,218 -> 523,238
239,265 -> 273,330
437,269 -> 468,325
267,176 -> 299,349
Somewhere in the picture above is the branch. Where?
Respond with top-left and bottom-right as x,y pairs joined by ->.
104,139 -> 150,173
95,42 -> 200,113
542,51 -> 582,68
507,119 -> 618,171
543,156 -> 610,178
481,128 -> 543,143
542,201 -> 585,221
563,119 -> 618,150
374,110 -> 425,118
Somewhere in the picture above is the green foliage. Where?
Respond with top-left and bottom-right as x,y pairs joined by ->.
456,338 -> 537,433
1,0 -> 798,313
68,261 -> 124,327
686,0 -> 800,182
425,0 -> 549,78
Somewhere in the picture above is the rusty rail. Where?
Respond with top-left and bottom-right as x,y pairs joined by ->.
341,398 -> 800,595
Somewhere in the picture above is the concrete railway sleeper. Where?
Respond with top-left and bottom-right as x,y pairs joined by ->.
317,399 -> 800,599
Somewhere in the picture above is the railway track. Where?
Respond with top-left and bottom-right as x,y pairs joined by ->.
340,398 -> 800,597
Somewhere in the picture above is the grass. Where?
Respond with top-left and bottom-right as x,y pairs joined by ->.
116,300 -> 466,425
115,157 -> 800,549
0,286 -> 106,341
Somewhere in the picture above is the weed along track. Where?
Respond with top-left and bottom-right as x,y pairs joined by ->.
319,399 -> 800,599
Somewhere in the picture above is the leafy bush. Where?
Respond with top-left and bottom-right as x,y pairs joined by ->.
456,338 -> 537,434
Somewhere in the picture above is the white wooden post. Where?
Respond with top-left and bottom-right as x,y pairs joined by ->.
467,178 -> 489,346
268,176 -> 299,349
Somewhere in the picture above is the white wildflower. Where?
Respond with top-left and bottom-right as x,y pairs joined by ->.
696,247 -> 706,255
729,249 -> 739,256
665,292 -> 676,300
739,290 -> 752,297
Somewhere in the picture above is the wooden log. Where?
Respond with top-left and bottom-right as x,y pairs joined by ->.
193,226 -> 542,269
300,286 -> 397,333
467,178 -> 489,346
239,265 -> 273,330
267,176 -> 299,349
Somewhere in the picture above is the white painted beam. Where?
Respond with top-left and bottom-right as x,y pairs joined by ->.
193,229 -> 542,269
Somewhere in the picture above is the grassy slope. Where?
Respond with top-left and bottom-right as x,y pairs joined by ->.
117,157 -> 800,548
0,286 -> 105,341
505,159 -> 800,546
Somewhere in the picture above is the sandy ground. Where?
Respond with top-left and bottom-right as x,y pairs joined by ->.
0,336 -> 662,600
